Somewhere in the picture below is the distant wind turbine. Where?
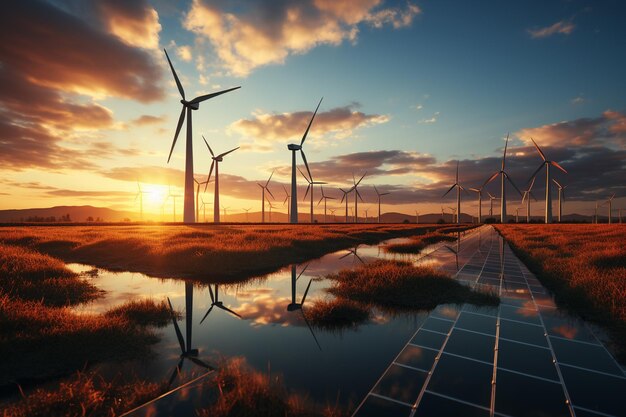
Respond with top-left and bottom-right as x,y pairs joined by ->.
552,179 -> 567,222
487,191 -> 499,218
352,172 -> 367,223
166,186 -> 182,222
484,134 -> 522,223
243,207 -> 251,223
282,185 -> 291,220
605,193 -> 615,224
300,168 -> 326,223
374,186 -> 390,223
134,182 -> 149,221
287,98 -> 323,224
527,137 -> 568,224
443,161 -> 465,225
200,196 -> 211,222
203,137 -> 238,224
515,207 -> 521,223
194,177 -> 209,222
200,284 -> 242,322
468,185 -> 484,223
521,176 -> 537,223
287,264 -> 321,350
257,171 -> 275,223
448,206 -> 457,223
317,185 -> 335,223
364,207 -> 371,223
222,205 -> 229,221
329,208 -> 337,222
339,188 -> 351,223
594,202 -> 599,224
163,49 -> 240,223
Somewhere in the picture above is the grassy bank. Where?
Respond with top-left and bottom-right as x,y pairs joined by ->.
0,224 -> 444,282
384,224 -> 478,254
325,259 -> 499,311
495,224 -> 626,356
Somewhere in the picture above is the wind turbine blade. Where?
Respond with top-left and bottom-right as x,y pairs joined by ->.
527,163 -> 544,184
205,161 -> 215,192
282,184 -> 289,196
266,187 -> 275,200
300,149 -> 312,182
340,193 -> 345,203
374,185 -> 379,196
483,171 -> 499,187
202,136 -> 215,157
164,49 -> 185,100
167,297 -> 186,353
300,97 -> 323,146
550,160 -> 568,174
218,305 -> 242,319
502,133 -> 509,170
505,173 -> 523,196
456,160 -> 459,182
317,195 -> 324,206
522,191 -> 528,204
356,172 -> 367,186
381,192 -> 390,196
442,184 -> 456,198
469,187 -> 479,193
189,86 -> 241,104
552,178 -> 562,189
303,184 -> 311,201
265,170 -> 274,187
217,147 -> 239,158
167,106 -> 186,163
528,175 -> 536,192
357,189 -> 364,202
301,312 -> 322,351
530,137 -> 547,161
188,357 -> 212,369
167,358 -> 183,389
298,167 -> 311,183
199,305 -> 214,324
296,263 -> 309,281
301,279 -> 313,304
208,285 -> 215,303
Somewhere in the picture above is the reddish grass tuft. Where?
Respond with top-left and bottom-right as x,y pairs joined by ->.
307,299 -> 371,330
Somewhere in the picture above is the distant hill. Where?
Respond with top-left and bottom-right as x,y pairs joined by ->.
0,205 -> 137,223
0,205 -> 602,224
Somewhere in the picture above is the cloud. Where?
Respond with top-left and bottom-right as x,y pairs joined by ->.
183,0 -> 421,76
528,20 -> 575,39
176,45 -> 193,62
0,0 -> 164,170
515,110 -> 626,148
571,96 -> 584,105
131,114 -> 167,126
95,0 -> 162,49
230,104 -> 389,146
418,111 -> 439,124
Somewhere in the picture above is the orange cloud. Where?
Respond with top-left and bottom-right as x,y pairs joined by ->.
230,104 -> 389,144
96,0 -> 162,49
528,20 -> 575,39
184,0 -> 420,76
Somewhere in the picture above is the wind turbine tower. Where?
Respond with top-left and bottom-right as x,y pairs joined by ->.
552,179 -> 567,222
257,171 -> 275,223
443,161 -> 465,224
374,186 -> 390,223
484,134 -> 522,223
527,138 -> 568,224
203,137 -> 239,224
163,49 -> 239,223
352,173 -> 367,223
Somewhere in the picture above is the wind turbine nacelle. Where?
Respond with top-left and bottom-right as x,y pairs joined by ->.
213,156 -> 223,162
287,144 -> 301,151
287,303 -> 301,311
181,99 -> 199,110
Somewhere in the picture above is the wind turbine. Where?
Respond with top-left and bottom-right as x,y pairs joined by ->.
268,201 -> 278,222
329,208 -> 337,222
163,49 -> 240,223
167,186 -> 182,222
134,182 -> 149,221
487,192 -> 499,218
552,179 -> 567,223
605,193 -> 615,224
243,208 -> 251,223
339,188 -> 351,223
287,98 -> 323,224
257,171 -> 275,223
468,185 -> 484,223
352,172 -> 367,223
340,245 -> 365,265
374,186 -> 390,223
222,205 -> 229,222
527,138 -> 568,224
317,185 -> 335,223
521,176 -> 537,223
594,202 -> 599,224
442,161 -> 465,225
300,168 -> 326,223
200,196 -> 211,222
515,207 -> 521,223
166,283 -> 212,387
288,264 -> 321,350
484,134 -> 522,223
202,137 -> 239,224
282,185 -> 291,220
448,206 -> 457,224
194,178 -> 209,222
200,284 -> 242,323
364,207 -> 371,223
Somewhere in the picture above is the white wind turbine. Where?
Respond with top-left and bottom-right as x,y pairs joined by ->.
352,173 -> 367,223
163,49 -> 240,223
605,193 -> 615,224
222,205 -> 230,222
317,185 -> 335,223
300,168 -> 326,223
487,191 -> 499,218
374,186 -> 390,223
484,134 -> 522,223
442,161 -> 465,225
243,208 -> 252,222
287,98 -> 323,224
329,208 -> 337,222
202,137 -> 239,224
166,186 -> 182,222
527,138 -> 568,224
282,185 -> 291,220
448,206 -> 457,223
468,185 -> 485,223
257,171 -> 275,223
134,182 -> 149,221
521,176 -> 537,223
194,178 -> 209,222
200,196 -> 211,222
552,179 -> 567,222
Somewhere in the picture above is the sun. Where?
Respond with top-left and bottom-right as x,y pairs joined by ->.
144,184 -> 168,206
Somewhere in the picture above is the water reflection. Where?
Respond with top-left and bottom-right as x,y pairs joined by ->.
287,264 -> 322,350
166,282 -> 212,387
339,245 -> 365,265
199,284 -> 242,322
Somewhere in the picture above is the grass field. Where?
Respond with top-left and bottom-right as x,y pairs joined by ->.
0,224 -> 442,282
495,224 -> 626,356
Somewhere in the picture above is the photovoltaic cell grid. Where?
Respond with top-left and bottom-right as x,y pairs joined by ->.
353,226 -> 626,417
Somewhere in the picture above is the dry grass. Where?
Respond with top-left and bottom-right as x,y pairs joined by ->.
2,371 -> 164,417
495,224 -> 626,352
326,260 -> 499,311
197,357 -> 348,417
0,224 -> 443,282
307,299 -> 371,330
104,298 -> 175,327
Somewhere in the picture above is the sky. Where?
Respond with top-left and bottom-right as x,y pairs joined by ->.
0,0 -> 624,220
